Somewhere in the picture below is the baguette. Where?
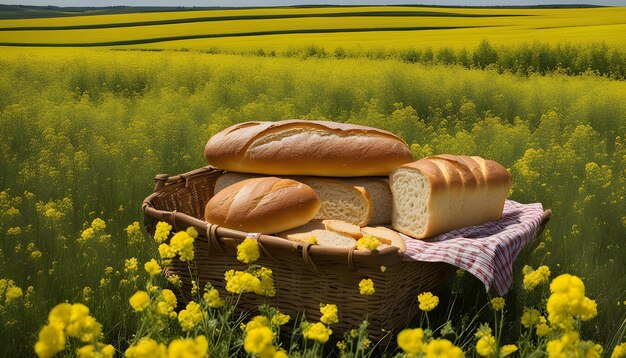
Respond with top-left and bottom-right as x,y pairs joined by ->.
204,177 -> 320,234
390,155 -> 512,239
205,120 -> 414,177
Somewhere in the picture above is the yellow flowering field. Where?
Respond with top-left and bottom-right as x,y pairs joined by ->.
0,6 -> 625,356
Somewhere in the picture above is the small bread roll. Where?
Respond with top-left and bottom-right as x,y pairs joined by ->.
205,177 -> 320,234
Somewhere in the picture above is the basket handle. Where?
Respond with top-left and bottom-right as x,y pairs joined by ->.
153,166 -> 217,192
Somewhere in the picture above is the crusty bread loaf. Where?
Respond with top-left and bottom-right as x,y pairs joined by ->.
342,178 -> 392,225
205,120 -> 414,177
390,155 -> 512,239
205,177 -> 320,234
323,220 -> 362,239
361,226 -> 407,253
215,172 -> 373,226
278,228 -> 357,249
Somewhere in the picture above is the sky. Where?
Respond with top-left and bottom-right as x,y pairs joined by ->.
5,0 -> 626,7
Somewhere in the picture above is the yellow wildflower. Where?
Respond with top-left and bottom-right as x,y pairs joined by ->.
307,236 -> 317,244
476,334 -> 497,357
536,316 -> 550,337
129,291 -> 150,312
547,274 -> 597,330
167,274 -> 182,287
158,243 -> 175,260
612,342 -> 626,358
6,227 -> 21,235
77,343 -> 115,358
521,308 -> 541,328
154,221 -> 172,244
80,228 -> 95,243
244,326 -> 274,354
186,226 -> 199,239
271,311 -> 290,326
501,344 -> 518,357
169,231 -> 195,261
359,278 -> 375,296
5,286 -> 23,303
124,257 -> 138,272
303,322 -> 332,343
125,338 -> 167,358
523,265 -> 551,291
397,328 -> 425,355
255,267 -> 276,297
167,335 -> 208,358
224,270 -> 265,295
546,331 -> 580,357
144,259 -> 161,276
104,267 -> 113,275
418,292 -> 439,312
425,338 -> 463,358
320,303 -> 339,325
337,341 -> 346,350
31,250 -> 43,260
237,238 -> 260,264
356,234 -> 380,251
91,218 -> 106,231
48,303 -> 72,329
246,316 -> 269,332
475,323 -> 492,338
126,222 -> 143,245
65,304 -> 102,343
34,324 -> 66,358
178,301 -> 203,331
203,288 -> 224,308
490,297 -> 505,311
155,289 -> 177,317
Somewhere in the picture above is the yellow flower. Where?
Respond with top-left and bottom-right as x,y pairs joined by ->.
303,322 -> 332,343
167,335 -> 208,358
169,231 -> 195,261
547,274 -> 597,330
91,218 -> 106,231
356,234 -> 380,251
271,312 -> 290,326
237,238 -> 260,264
124,257 -> 138,272
244,326 -> 274,354
536,316 -> 550,337
129,291 -> 150,312
126,222 -> 143,245
246,315 -> 269,331
224,270 -> 265,295
158,244 -> 175,260
320,303 -> 339,325
397,328 -> 425,355
612,342 -> 626,358
65,306 -> 102,343
34,324 -> 66,358
203,288 -> 224,308
104,267 -> 113,275
48,303 -> 72,329
125,338 -> 167,358
6,227 -> 21,235
418,292 -> 439,312
359,278 -> 375,296
490,297 -> 505,311
476,334 -> 497,357
5,286 -> 23,303
501,344 -> 518,357
546,332 -> 580,358
155,289 -> 177,317
521,308 -> 541,328
186,226 -> 199,239
144,259 -> 161,276
425,338 -> 463,358
154,221 -> 172,244
31,250 -> 43,260
474,323 -> 492,339
178,301 -> 203,331
523,265 -> 551,291
77,343 -> 115,358
80,228 -> 95,243
167,274 -> 182,287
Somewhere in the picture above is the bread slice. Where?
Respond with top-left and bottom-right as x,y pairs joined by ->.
299,178 -> 372,226
342,178 -> 392,225
215,173 -> 373,226
323,220 -> 362,239
361,226 -> 406,253
278,228 -> 357,249
390,155 -> 512,239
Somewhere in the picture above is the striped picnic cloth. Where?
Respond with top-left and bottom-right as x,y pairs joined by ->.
400,200 -> 545,295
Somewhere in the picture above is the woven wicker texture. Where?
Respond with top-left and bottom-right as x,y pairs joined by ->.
143,167 -> 455,339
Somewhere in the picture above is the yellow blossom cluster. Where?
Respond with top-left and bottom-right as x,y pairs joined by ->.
271,311 -> 290,326
520,307 -> 550,336
158,229 -> 195,263
203,288 -> 225,308
144,259 -> 162,276
320,303 -> 339,325
356,234 -> 380,251
154,221 -> 172,244
522,265 -> 551,291
418,292 -> 439,312
126,221 -> 144,245
0,278 -> 23,304
125,257 -> 139,272
546,274 -> 597,331
612,342 -> 626,358
77,218 -> 110,244
237,238 -> 260,264
77,343 -> 115,358
155,289 -> 178,319
303,322 -> 333,344
242,315 -> 288,358
490,297 -> 505,311
129,291 -> 150,312
35,303 -> 109,358
397,327 -> 463,357
359,278 -> 375,296
126,336 -> 208,358
224,267 -> 275,297
546,332 -> 603,358
178,301 -> 204,331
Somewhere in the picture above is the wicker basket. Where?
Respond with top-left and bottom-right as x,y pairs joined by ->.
142,166 -> 551,339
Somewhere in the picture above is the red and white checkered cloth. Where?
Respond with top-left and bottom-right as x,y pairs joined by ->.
400,200 -> 545,295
